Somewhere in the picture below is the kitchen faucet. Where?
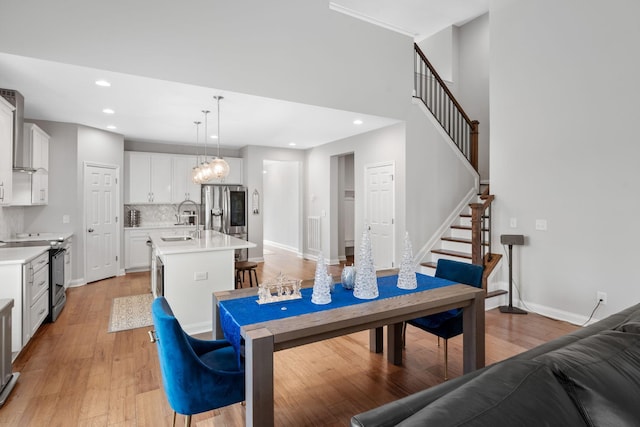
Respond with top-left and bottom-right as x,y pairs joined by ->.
176,199 -> 200,238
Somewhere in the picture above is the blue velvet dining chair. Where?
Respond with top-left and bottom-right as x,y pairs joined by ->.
404,259 -> 484,380
150,297 -> 245,427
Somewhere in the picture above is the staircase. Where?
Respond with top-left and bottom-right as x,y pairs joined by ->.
419,185 -> 505,298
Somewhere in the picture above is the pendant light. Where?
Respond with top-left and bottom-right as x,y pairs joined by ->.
209,95 -> 231,179
190,120 -> 202,184
199,110 -> 214,182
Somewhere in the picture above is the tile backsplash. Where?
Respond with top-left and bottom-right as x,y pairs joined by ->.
125,204 -> 201,227
0,206 -> 25,239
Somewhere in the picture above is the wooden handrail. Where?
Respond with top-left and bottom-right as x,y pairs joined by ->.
414,43 -> 479,173
414,44 -> 474,125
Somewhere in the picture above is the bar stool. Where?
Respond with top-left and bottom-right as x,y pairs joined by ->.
235,261 -> 258,289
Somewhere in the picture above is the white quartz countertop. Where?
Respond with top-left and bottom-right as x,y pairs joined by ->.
149,229 -> 256,256
0,231 -> 73,243
0,246 -> 49,265
124,224 -> 196,231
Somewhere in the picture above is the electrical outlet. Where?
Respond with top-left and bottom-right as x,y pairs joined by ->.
194,272 -> 208,281
535,219 -> 547,231
597,291 -> 607,305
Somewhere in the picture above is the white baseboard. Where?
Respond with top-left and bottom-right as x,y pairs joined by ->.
263,240 -> 299,254
182,321 -> 212,336
68,278 -> 87,288
248,257 -> 264,263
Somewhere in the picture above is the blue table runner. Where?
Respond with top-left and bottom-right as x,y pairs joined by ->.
219,273 -> 457,366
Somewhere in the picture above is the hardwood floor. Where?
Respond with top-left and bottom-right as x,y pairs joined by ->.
1,247 -> 578,426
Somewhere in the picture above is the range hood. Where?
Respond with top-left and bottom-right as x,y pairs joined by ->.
0,88 -> 33,173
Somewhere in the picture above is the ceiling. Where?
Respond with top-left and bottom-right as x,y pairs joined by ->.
0,1 -> 488,151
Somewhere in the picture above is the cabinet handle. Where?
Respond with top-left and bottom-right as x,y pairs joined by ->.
37,259 -> 46,265
38,308 -> 46,316
37,280 -> 45,287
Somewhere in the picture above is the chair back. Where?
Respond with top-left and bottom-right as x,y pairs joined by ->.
435,259 -> 483,288
151,297 -> 244,415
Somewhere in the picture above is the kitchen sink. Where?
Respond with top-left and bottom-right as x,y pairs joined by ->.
160,236 -> 194,242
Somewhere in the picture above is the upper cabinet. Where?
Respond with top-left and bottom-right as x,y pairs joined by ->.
11,123 -> 50,206
124,152 -> 172,204
0,97 -> 14,206
171,155 -> 201,204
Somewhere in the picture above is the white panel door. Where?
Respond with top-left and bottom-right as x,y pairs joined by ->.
365,163 -> 395,269
85,164 -> 118,283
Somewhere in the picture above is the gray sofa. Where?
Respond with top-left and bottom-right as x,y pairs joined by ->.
351,303 -> 640,426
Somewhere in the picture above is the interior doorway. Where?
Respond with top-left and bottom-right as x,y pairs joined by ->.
84,163 -> 119,283
262,160 -> 302,256
337,153 -> 355,262
364,161 -> 395,269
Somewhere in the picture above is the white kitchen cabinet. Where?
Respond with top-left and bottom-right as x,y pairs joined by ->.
124,229 -> 152,270
124,152 -> 172,204
26,123 -> 49,171
0,250 -> 49,356
0,97 -> 14,206
64,238 -> 73,288
171,155 -> 201,203
10,123 -> 49,206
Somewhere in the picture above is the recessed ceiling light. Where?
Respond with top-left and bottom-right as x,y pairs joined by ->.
211,134 -> 218,139
102,108 -> 115,114
263,170 -> 267,174
107,125 -> 117,130
353,119 -> 363,125
288,142 -> 296,146
95,80 -> 111,87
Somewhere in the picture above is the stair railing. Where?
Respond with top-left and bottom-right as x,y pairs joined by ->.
414,43 -> 479,172
469,194 -> 494,267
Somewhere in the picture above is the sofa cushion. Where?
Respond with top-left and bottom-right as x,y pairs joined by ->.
534,330 -> 640,427
393,360 -> 585,427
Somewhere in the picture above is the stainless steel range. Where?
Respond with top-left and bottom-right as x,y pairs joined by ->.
1,233 -> 72,322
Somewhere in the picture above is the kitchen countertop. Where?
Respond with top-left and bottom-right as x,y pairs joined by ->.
0,231 -> 74,243
0,246 -> 50,266
150,229 -> 256,256
124,224 -> 196,230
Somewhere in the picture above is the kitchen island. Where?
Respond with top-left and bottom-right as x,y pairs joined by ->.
149,229 -> 256,334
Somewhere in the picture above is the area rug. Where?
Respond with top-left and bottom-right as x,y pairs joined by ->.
108,293 -> 154,333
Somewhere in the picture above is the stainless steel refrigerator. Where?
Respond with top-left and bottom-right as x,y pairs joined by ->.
201,184 -> 248,261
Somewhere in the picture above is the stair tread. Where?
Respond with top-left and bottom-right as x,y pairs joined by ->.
486,289 -> 508,298
451,224 -> 489,231
441,236 -> 488,246
431,249 -> 472,259
420,261 -> 436,269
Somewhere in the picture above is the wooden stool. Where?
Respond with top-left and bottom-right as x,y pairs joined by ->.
235,261 -> 258,289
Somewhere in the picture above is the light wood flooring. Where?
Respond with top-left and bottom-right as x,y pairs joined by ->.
2,247 -> 578,426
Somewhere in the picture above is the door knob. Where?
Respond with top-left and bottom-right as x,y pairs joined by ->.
88,228 -> 94,233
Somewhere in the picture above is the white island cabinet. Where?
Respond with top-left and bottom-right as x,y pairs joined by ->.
149,229 -> 255,334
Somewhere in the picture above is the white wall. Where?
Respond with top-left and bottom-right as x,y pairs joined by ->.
241,145 -> 305,261
0,0 -> 412,121
405,103 -> 478,257
490,0 -> 640,322
305,123 -> 406,265
263,160 -> 300,253
457,13 -> 490,181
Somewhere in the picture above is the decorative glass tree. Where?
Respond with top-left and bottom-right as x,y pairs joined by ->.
311,252 -> 332,304
397,231 -> 418,290
354,229 -> 378,299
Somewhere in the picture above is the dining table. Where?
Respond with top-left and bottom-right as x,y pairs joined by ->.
212,272 -> 485,427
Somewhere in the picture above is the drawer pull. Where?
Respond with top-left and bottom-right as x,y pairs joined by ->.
38,308 -> 46,316
37,280 -> 46,287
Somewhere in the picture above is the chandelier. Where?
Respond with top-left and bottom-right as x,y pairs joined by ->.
190,97 -> 230,183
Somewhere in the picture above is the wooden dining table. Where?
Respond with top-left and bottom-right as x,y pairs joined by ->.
212,274 -> 485,427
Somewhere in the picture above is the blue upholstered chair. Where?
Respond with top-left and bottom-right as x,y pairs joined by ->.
150,297 -> 245,427
405,259 -> 484,380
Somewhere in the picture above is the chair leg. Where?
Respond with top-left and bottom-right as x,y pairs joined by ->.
185,414 -> 192,427
250,268 -> 258,287
443,338 -> 449,381
172,411 -> 177,427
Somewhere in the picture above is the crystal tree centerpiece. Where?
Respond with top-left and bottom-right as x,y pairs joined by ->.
311,252 -> 332,304
354,229 -> 378,299
397,231 -> 418,290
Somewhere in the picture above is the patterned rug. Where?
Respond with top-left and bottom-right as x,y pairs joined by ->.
108,293 -> 154,333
